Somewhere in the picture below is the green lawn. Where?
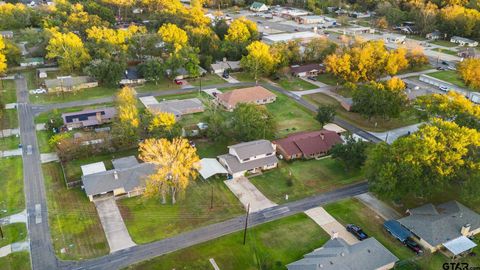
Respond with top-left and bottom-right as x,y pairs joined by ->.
194,140 -> 231,158
250,158 -> 364,204
0,251 -> 31,270
34,103 -> 114,124
399,64 -> 433,74
135,80 -> 180,93
1,109 -> 18,129
432,47 -> 458,56
265,92 -> 322,137
428,70 -> 468,89
30,85 -> 119,104
316,73 -> 341,86
0,79 -> 17,104
304,93 -> 419,132
430,40 -> 457,47
126,214 -> 330,270
36,131 -> 53,153
407,35 -> 427,41
277,77 -> 317,91
118,178 -> 244,244
0,157 -> 24,218
231,72 -> 255,82
0,223 -> 28,248
43,162 -> 109,260
0,135 -> 20,151
63,148 -> 138,183
188,74 -> 226,87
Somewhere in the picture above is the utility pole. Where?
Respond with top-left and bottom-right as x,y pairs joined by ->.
210,185 -> 214,210
0,226 -> 3,239
243,203 -> 250,245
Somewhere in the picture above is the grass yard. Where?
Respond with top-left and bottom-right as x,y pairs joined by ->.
0,79 -> 17,104
250,158 -> 364,204
194,140 -> 231,158
31,85 -> 119,104
0,251 -> 31,270
407,35 -> 427,41
277,77 -> 317,91
0,157 -> 24,218
43,162 -> 109,260
398,64 -> 433,74
0,223 -> 28,248
231,72 -> 255,82
324,198 -> 414,261
266,92 -> 322,137
188,74 -> 226,87
118,178 -> 244,244
126,213 -> 330,270
430,40 -> 457,47
63,148 -> 138,183
0,135 -> 20,151
316,73 -> 341,86
432,48 -> 458,56
1,109 -> 18,129
135,80 -> 180,93
35,103 -> 114,124
428,70 -> 468,89
36,131 -> 53,153
304,93 -> 419,132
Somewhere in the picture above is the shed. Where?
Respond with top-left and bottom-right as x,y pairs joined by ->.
198,158 -> 228,179
384,220 -> 412,242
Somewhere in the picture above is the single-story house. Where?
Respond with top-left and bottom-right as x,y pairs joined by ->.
450,36 -> 479,47
349,11 -> 372,18
398,201 -> 480,257
218,140 -> 278,178
148,98 -> 205,118
277,8 -> 309,19
20,57 -> 44,67
262,31 -> 323,45
0,31 -> 13,39
343,27 -> 375,36
82,156 -> 156,201
120,66 -> 146,85
215,86 -> 276,111
287,237 -> 399,270
211,60 -> 241,74
166,66 -> 208,80
250,2 -> 268,12
61,107 -> 117,129
290,63 -> 326,77
45,76 -> 98,92
273,130 -> 343,160
426,30 -> 442,40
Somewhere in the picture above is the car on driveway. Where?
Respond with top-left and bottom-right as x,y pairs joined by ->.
346,224 -> 368,240
307,76 -> 317,81
174,79 -> 184,85
404,237 -> 422,254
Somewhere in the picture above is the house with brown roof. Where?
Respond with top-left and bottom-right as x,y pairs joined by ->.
215,86 -> 277,111
273,130 -> 343,160
291,63 -> 326,77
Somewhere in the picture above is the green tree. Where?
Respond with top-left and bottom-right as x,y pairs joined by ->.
231,103 -> 276,141
331,136 -> 369,171
240,41 -> 278,83
303,37 -> 337,63
138,59 -> 165,85
316,104 -> 336,127
85,59 -> 126,86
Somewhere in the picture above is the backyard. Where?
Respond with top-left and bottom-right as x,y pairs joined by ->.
30,85 -> 119,104
118,178 -> 244,244
43,162 -> 109,260
304,92 -> 419,132
134,78 -> 180,93
126,214 -> 330,270
34,103 -> 115,124
250,157 -> 364,204
0,157 -> 24,218
428,70 -> 468,89
316,73 -> 340,86
188,74 -> 226,87
1,79 -> 18,104
432,48 -> 458,56
1,109 -> 18,130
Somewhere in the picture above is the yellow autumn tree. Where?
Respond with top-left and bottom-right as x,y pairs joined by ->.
385,47 -> 409,76
139,138 -> 200,204
149,112 -> 176,131
141,0 -> 185,14
46,29 -> 91,72
240,41 -> 278,83
158,23 -> 188,53
116,86 -> 139,128
385,77 -> 406,91
225,17 -> 258,43
0,36 -> 7,74
458,58 -> 480,90
86,25 -> 146,52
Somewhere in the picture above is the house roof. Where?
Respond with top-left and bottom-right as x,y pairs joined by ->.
217,86 -> 276,108
398,201 -> 480,246
112,156 -> 139,170
384,220 -> 412,242
211,60 -> 241,72
229,140 -> 276,160
251,2 -> 267,8
61,108 -> 117,126
124,66 -> 142,80
443,236 -> 477,256
273,130 -> 342,157
290,63 -> 325,75
148,98 -> 204,117
287,237 -> 399,270
218,153 -> 278,174
198,158 -> 228,179
451,36 -> 477,43
45,76 -> 95,89
82,162 -> 156,196
81,162 -> 107,176
263,31 -> 321,43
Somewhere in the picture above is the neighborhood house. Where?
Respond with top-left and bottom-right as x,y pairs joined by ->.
44,76 -> 98,92
397,201 -> 480,257
287,237 -> 399,270
20,57 -> 44,67
82,156 -> 156,201
218,140 -> 278,178
273,130 -> 343,160
450,36 -> 479,47
148,98 -> 205,118
216,86 -> 276,111
120,66 -> 146,85
262,31 -> 323,45
211,60 -> 241,74
250,2 -> 268,12
290,63 -> 326,77
61,107 -> 117,129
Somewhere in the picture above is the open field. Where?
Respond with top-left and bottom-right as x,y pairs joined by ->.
250,157 -> 364,204
127,214 -> 330,270
231,72 -> 255,82
0,157 -> 24,218
304,93 -> 419,132
118,178 -> 244,244
1,109 -> 18,129
316,73 -> 340,86
134,79 -> 180,93
30,86 -> 119,104
0,79 -> 17,104
188,74 -> 226,87
43,162 -> 109,260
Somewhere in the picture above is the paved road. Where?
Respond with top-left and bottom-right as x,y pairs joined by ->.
60,182 -> 368,270
16,76 -> 58,270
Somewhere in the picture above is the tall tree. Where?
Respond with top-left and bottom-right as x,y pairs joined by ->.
316,105 -> 336,127
231,103 -> 276,141
0,37 -> 7,74
240,41 -> 277,83
139,138 -> 200,204
458,58 -> 480,90
158,23 -> 188,53
331,136 -> 369,171
138,59 -> 165,85
46,30 -> 91,72
85,59 -> 126,86
113,86 -> 140,148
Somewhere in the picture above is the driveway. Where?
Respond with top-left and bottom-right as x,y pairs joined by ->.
355,193 -> 401,220
94,197 -> 136,253
224,176 -> 277,213
304,206 -> 359,245
217,72 -> 240,83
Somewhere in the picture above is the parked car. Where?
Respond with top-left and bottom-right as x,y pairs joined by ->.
32,88 -> 47,94
346,224 -> 368,240
404,238 -> 422,254
447,66 -> 456,71
439,85 -> 449,91
307,76 -> 317,81
174,79 -> 184,85
437,66 -> 445,70
441,61 -> 449,65
26,145 -> 32,155
222,70 -> 230,79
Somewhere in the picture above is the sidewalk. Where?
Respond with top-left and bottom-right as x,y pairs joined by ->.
0,241 -> 30,258
0,128 -> 20,138
0,210 -> 27,225
0,149 -> 22,158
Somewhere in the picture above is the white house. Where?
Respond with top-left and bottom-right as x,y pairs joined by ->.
450,36 -> 479,47
250,2 -> 268,12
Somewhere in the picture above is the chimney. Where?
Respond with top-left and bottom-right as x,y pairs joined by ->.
461,224 -> 471,236
113,170 -> 118,180
320,133 -> 325,140
332,231 -> 338,239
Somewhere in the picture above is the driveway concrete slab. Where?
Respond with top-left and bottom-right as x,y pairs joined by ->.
5,103 -> 17,110
224,176 -> 277,213
216,72 -> 239,83
94,198 -> 136,253
36,123 -> 46,131
305,206 -> 359,245
40,153 -> 59,163
0,209 -> 27,225
11,241 -> 30,252
0,149 -> 22,157
0,245 -> 12,258
0,128 -> 19,138
355,192 -> 401,220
